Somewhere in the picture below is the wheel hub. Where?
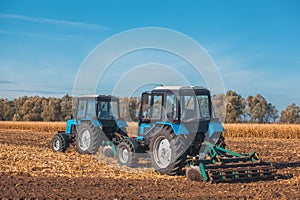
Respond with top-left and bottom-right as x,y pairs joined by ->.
103,145 -> 115,158
119,147 -> 129,163
155,138 -> 171,168
53,139 -> 60,151
79,129 -> 91,151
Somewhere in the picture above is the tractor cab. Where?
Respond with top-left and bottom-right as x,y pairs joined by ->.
72,95 -> 128,141
73,95 -> 120,120
139,86 -> 212,136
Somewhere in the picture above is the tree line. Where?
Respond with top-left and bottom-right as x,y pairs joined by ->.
213,90 -> 300,123
0,94 -> 138,122
0,92 -> 299,123
0,95 -> 73,121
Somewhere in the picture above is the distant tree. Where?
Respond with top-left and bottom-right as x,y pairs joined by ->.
60,94 -> 72,120
280,103 -> 300,124
13,96 -> 29,121
0,99 -> 15,120
0,99 -> 4,120
225,90 -> 245,123
266,103 -> 279,123
20,100 -> 30,121
32,96 -> 44,121
241,105 -> 250,123
21,96 -> 43,121
41,99 -> 49,121
247,94 -> 269,123
41,98 -> 62,121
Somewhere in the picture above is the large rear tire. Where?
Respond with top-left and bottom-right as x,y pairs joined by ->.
149,127 -> 187,175
76,121 -> 101,154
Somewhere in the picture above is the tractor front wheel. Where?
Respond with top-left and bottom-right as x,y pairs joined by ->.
117,139 -> 137,167
76,121 -> 101,154
51,132 -> 69,152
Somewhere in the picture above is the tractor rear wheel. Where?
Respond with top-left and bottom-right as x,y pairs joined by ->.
149,127 -> 187,175
51,132 -> 69,152
76,121 -> 101,154
117,139 -> 137,167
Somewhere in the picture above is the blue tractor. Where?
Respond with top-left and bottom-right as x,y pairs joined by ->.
116,86 -> 225,174
116,86 -> 275,182
51,95 -> 128,156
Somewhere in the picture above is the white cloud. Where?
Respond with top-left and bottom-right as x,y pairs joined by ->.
0,13 -> 108,30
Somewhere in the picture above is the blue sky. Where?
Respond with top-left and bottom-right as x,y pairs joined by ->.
0,0 -> 299,111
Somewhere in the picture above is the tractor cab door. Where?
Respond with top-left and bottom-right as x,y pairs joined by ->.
138,92 -> 162,138
150,94 -> 163,120
97,99 -> 119,139
97,101 -> 119,120
76,98 -> 97,120
139,92 -> 164,122
139,92 -> 152,124
138,91 -> 178,140
164,93 -> 178,122
139,92 -> 178,124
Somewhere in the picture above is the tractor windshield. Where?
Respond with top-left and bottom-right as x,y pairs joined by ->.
180,95 -> 210,121
98,101 -> 119,120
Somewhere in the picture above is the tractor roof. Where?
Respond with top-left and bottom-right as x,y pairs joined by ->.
152,86 -> 210,95
154,85 -> 207,90
75,94 -> 119,101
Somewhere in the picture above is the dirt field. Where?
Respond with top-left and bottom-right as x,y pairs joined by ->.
0,128 -> 300,199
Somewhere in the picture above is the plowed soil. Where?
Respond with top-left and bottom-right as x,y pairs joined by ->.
0,129 -> 299,199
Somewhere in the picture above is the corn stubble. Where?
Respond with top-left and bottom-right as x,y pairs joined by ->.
0,122 -> 299,198
0,121 -> 299,139
223,124 -> 300,139
0,128 -> 177,181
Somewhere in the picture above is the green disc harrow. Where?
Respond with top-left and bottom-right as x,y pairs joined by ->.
186,141 -> 276,183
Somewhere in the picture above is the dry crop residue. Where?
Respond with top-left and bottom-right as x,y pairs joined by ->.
0,127 -> 300,199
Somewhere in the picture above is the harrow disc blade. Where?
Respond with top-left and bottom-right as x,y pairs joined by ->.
186,166 -> 203,182
207,163 -> 276,183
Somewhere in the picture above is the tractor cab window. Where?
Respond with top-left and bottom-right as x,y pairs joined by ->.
98,101 -> 119,120
165,94 -> 177,120
180,95 -> 210,121
77,100 -> 86,118
86,100 -> 96,118
197,95 -> 210,119
181,96 -> 196,121
141,93 -> 151,119
110,101 -> 119,119
151,95 -> 162,119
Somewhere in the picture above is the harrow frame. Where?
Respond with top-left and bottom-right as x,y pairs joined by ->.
186,141 -> 276,182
